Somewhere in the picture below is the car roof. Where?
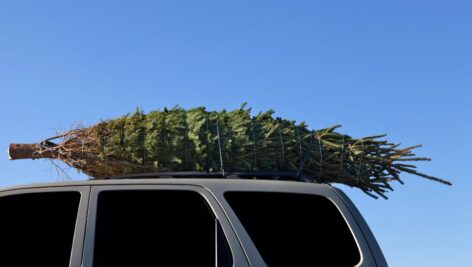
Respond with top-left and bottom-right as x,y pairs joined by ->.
0,178 -> 334,193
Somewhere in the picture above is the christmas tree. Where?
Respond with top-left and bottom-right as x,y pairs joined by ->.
8,103 -> 451,198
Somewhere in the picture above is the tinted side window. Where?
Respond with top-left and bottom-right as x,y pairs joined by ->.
0,192 -> 81,267
93,190 -> 220,267
225,192 -> 361,267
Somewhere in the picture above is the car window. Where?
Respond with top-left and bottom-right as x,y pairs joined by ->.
0,191 -> 81,267
93,190 -> 232,267
225,191 -> 361,267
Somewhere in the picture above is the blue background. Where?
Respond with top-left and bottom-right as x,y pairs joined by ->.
1,1 -> 470,266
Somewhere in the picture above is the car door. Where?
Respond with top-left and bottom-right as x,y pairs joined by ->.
0,185 -> 90,267
205,182 -> 379,267
82,184 -> 249,267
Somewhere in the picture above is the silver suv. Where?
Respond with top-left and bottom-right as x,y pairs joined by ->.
0,173 -> 388,267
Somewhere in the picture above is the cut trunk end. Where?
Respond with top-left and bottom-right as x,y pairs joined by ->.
8,143 -> 55,160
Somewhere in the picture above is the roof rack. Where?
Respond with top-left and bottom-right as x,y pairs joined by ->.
103,171 -> 315,182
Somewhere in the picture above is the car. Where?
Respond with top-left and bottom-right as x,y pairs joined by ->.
0,172 -> 388,267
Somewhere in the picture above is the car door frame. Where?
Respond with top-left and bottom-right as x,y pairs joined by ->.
81,184 -> 250,267
204,182 -> 378,267
0,185 -> 90,267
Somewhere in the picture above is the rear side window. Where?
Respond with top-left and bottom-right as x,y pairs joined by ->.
225,192 -> 361,267
93,190 -> 230,267
0,192 -> 81,267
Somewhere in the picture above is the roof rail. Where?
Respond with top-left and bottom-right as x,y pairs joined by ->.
103,171 -> 315,182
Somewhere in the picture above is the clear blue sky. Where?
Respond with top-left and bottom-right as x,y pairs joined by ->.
1,1 -> 471,266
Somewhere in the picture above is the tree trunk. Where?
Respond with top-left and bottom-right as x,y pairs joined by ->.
8,143 -> 55,160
